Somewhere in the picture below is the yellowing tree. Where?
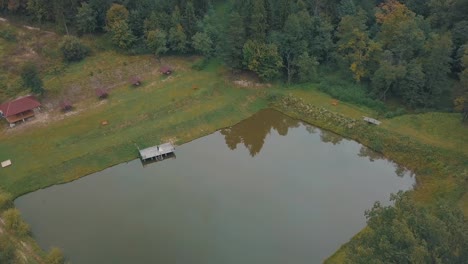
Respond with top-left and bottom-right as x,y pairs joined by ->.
376,0 -> 425,61
337,11 -> 380,82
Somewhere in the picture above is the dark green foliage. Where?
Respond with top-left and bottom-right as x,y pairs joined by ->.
317,77 -> 386,112
191,57 -> 210,70
384,107 -> 407,118
223,12 -> 246,69
76,2 -> 98,34
192,32 -> 213,56
145,29 -> 168,57
347,191 -> 468,263
168,24 -> 188,53
59,36 -> 90,62
0,27 -> 16,41
242,40 -> 283,81
248,0 -> 268,41
183,1 -> 197,39
20,63 -> 44,94
296,52 -> 319,83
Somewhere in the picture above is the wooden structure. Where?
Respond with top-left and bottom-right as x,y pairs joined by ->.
0,95 -> 41,125
60,99 -> 73,112
1,160 -> 11,168
159,66 -> 173,75
363,116 -> 381,125
130,76 -> 142,86
139,143 -> 175,162
95,88 -> 108,99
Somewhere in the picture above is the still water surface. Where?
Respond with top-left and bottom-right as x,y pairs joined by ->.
15,109 -> 414,264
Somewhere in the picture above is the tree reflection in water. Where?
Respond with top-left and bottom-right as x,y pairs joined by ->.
320,130 -> 343,145
220,109 -> 300,156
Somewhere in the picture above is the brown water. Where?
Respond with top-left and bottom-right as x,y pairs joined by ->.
15,109 -> 414,264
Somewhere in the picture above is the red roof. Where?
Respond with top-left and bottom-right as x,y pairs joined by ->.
0,95 -> 41,117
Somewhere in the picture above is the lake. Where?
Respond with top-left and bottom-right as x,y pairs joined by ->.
15,109 -> 414,264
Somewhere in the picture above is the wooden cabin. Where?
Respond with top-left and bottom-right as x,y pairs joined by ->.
0,95 -> 41,125
159,66 -> 173,75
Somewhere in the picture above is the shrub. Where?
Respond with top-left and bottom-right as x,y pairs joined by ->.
0,28 -> 16,42
2,208 -> 30,236
45,247 -> 65,264
21,63 -> 44,94
384,107 -> 407,118
191,58 -> 210,71
59,36 -> 90,62
0,191 -> 12,212
316,78 -> 386,113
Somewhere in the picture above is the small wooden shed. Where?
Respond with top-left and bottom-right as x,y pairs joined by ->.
159,66 -> 173,75
95,88 -> 108,99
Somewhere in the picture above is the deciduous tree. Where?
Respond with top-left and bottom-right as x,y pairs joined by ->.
337,11 -> 379,82
192,32 -> 213,56
76,2 -> 98,34
243,40 -> 283,81
347,191 -> 468,263
145,29 -> 168,58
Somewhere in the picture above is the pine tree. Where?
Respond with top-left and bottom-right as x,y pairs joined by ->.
248,0 -> 268,41
223,12 -> 246,69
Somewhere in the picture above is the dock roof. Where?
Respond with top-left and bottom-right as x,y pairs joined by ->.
139,143 -> 175,160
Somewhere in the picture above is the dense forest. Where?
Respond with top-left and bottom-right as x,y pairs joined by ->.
0,0 -> 468,111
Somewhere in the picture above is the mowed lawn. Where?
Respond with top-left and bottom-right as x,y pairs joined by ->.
0,53 -> 266,197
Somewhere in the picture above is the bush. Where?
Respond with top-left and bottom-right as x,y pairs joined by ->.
0,191 -> 12,212
59,36 -> 90,62
191,58 -> 209,71
316,78 -> 386,112
45,247 -> 65,264
2,209 -> 30,236
383,107 -> 407,118
21,63 -> 44,94
0,28 -> 16,42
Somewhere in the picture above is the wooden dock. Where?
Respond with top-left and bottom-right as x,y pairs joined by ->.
139,143 -> 175,162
